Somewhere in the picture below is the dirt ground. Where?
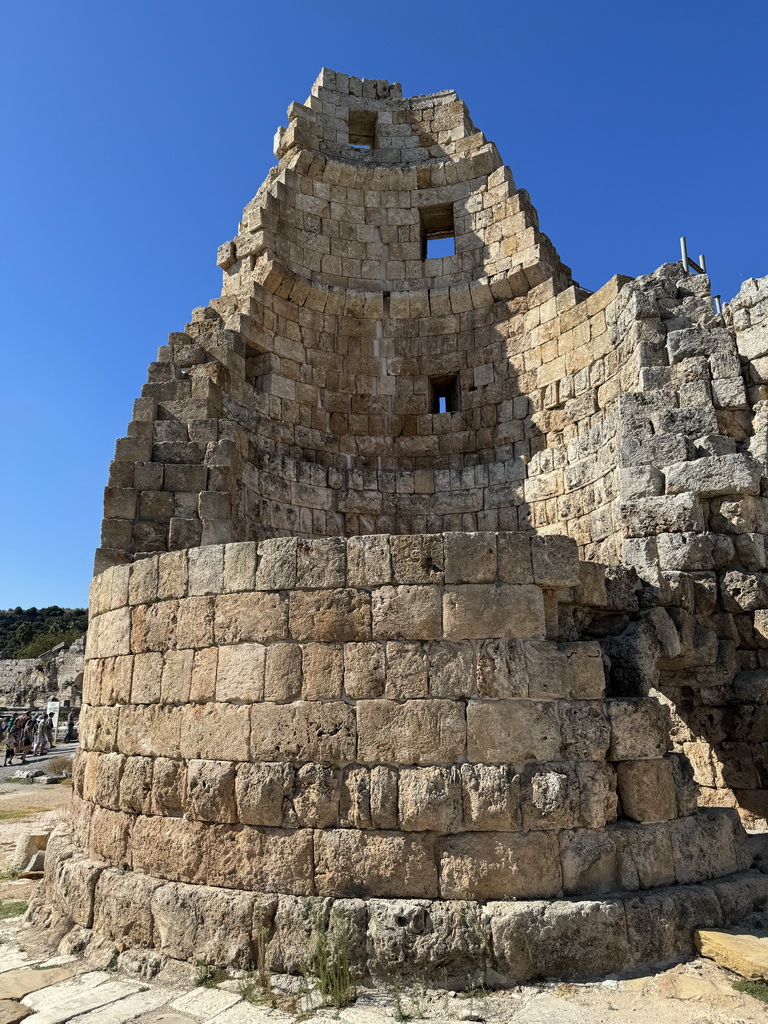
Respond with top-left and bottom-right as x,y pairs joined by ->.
0,775 -> 73,878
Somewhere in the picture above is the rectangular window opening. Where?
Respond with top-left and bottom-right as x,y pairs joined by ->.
421,203 -> 455,259
429,374 -> 459,414
348,109 -> 377,149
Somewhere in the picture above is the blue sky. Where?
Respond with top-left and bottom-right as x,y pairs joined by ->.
1,0 -> 766,610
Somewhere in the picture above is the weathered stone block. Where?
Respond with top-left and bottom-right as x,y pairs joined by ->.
94,752 -> 125,810
496,532 -> 534,584
301,642 -> 343,698
467,700 -> 560,763
444,532 -> 497,583
119,755 -> 153,815
398,767 -> 462,832
531,535 -> 580,587
185,759 -> 237,823
607,699 -> 669,760
390,534 -> 445,584
664,454 -> 760,497
161,648 -> 193,703
559,700 -> 610,760
296,537 -> 346,587
620,493 -> 705,537
250,701 -> 356,763
223,541 -> 257,593
443,585 -> 545,640
100,655 -> 133,705
235,762 -> 292,826
344,641 -> 386,698
371,585 -> 442,640
215,643 -> 265,702
215,592 -> 288,644
151,756 -> 185,815
475,639 -> 527,698
190,646 -> 217,701
255,537 -> 297,589
131,651 -> 163,704
385,641 -> 428,697
440,831 -> 562,899
558,829 -> 620,895
288,764 -> 340,827
616,758 -> 677,823
264,642 -> 302,701
93,868 -> 163,946
290,589 -> 371,641
357,699 -> 465,765
119,704 -> 181,758
314,830 -> 439,898
174,596 -> 214,649
428,641 -> 474,697
460,763 -> 521,830
180,703 -> 250,761
80,705 -> 120,753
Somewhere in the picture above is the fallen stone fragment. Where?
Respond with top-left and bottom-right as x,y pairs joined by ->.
695,929 -> 768,980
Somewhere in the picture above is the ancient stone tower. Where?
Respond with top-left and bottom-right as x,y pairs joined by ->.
38,70 -> 768,982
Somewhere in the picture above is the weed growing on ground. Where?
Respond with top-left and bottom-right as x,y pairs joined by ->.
7,778 -> 34,786
304,908 -> 358,1009
0,807 -> 45,820
46,755 -> 74,777
194,960 -> 228,987
0,870 -> 20,881
0,900 -> 28,919
733,978 -> 768,1003
106,948 -> 120,972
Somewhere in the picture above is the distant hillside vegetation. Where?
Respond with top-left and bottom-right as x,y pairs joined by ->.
0,607 -> 88,659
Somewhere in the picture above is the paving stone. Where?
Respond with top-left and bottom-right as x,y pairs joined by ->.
67,989 -> 170,1023
169,990 -> 242,1017
200,1004 -> 296,1022
0,999 -> 31,1024
22,978 -> 142,1024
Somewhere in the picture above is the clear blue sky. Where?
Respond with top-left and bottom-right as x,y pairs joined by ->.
1,0 -> 766,610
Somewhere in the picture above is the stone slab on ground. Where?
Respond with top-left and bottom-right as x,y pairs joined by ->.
0,971 -> 74,1002
142,1016 -> 195,1024
0,999 -> 31,1024
22,977 -> 143,1024
169,990 -> 242,1018
64,988 -> 171,1023
695,928 -> 768,980
200,1005 -> 295,1023
0,954 -> 40,976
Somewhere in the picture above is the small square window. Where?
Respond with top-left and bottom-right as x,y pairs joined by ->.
421,203 -> 455,259
429,374 -> 459,413
348,110 -> 377,149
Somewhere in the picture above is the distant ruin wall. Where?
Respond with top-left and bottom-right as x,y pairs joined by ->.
0,637 -> 84,710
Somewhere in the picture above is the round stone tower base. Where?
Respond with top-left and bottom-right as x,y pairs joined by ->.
30,826 -> 768,986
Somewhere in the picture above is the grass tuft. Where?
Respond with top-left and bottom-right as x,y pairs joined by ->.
0,900 -> 28,919
733,978 -> 768,1003
194,960 -> 228,988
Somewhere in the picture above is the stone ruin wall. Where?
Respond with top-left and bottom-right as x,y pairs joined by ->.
35,70 -> 768,980
0,637 -> 85,711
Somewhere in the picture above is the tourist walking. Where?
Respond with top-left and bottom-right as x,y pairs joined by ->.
64,709 -> 77,743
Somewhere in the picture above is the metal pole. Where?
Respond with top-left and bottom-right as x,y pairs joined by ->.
680,236 -> 689,272
713,296 -> 722,316
699,254 -> 707,274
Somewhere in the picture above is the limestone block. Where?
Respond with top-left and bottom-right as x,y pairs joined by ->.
264,642 -> 302,701
668,808 -> 752,884
357,699 -> 465,765
444,532 -> 497,584
371,585 -> 441,640
47,846 -> 104,928
215,643 -> 265,702
100,656 -> 133,705
428,641 -> 474,697
620,493 -> 705,537
443,585 -> 545,641
203,825 -> 314,894
531,535 -> 580,587
560,701 -> 610,760
616,758 -> 677,822
497,532 -> 534,584
440,831 -> 562,899
130,652 -> 163,704
339,766 -> 397,829
524,641 -> 570,699
186,545 -> 224,596
94,752 -> 125,811
296,537 -> 346,587
301,642 -> 343,699
607,699 -> 670,760
223,541 -> 257,593
190,646 -> 217,702
80,705 -> 120,753
614,820 -> 676,890
664,454 -> 760,497
460,763 -> 521,830
89,607 -> 131,659
186,759 -> 237,823
578,762 -> 618,827
215,592 -> 288,644
93,868 -> 163,946
131,600 -> 178,653
158,549 -> 188,599
559,829 -> 620,895
347,535 -> 393,586
617,466 -> 664,501
520,763 -> 580,830
235,762 -> 292,826
119,704 -> 181,758
161,648 -> 193,703
128,557 -> 158,605
385,641 -> 428,697
398,766 -> 462,832
656,532 -> 715,571
668,751 -> 700,816
255,537 -> 297,589
150,757 -> 184,815
475,639 -> 527,698
180,703 -> 250,761
721,571 -> 768,612
89,805 -> 132,863
466,700 -> 560,763
250,701 -> 356,763
119,755 -> 153,815
390,534 -> 444,584
129,815 -> 205,884
288,763 -> 340,827
344,641 -> 386,698
314,829 -> 439,898
290,588 -> 371,641
174,596 -> 215,650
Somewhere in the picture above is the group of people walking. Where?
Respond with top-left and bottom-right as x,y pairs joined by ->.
1,711 -> 67,766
